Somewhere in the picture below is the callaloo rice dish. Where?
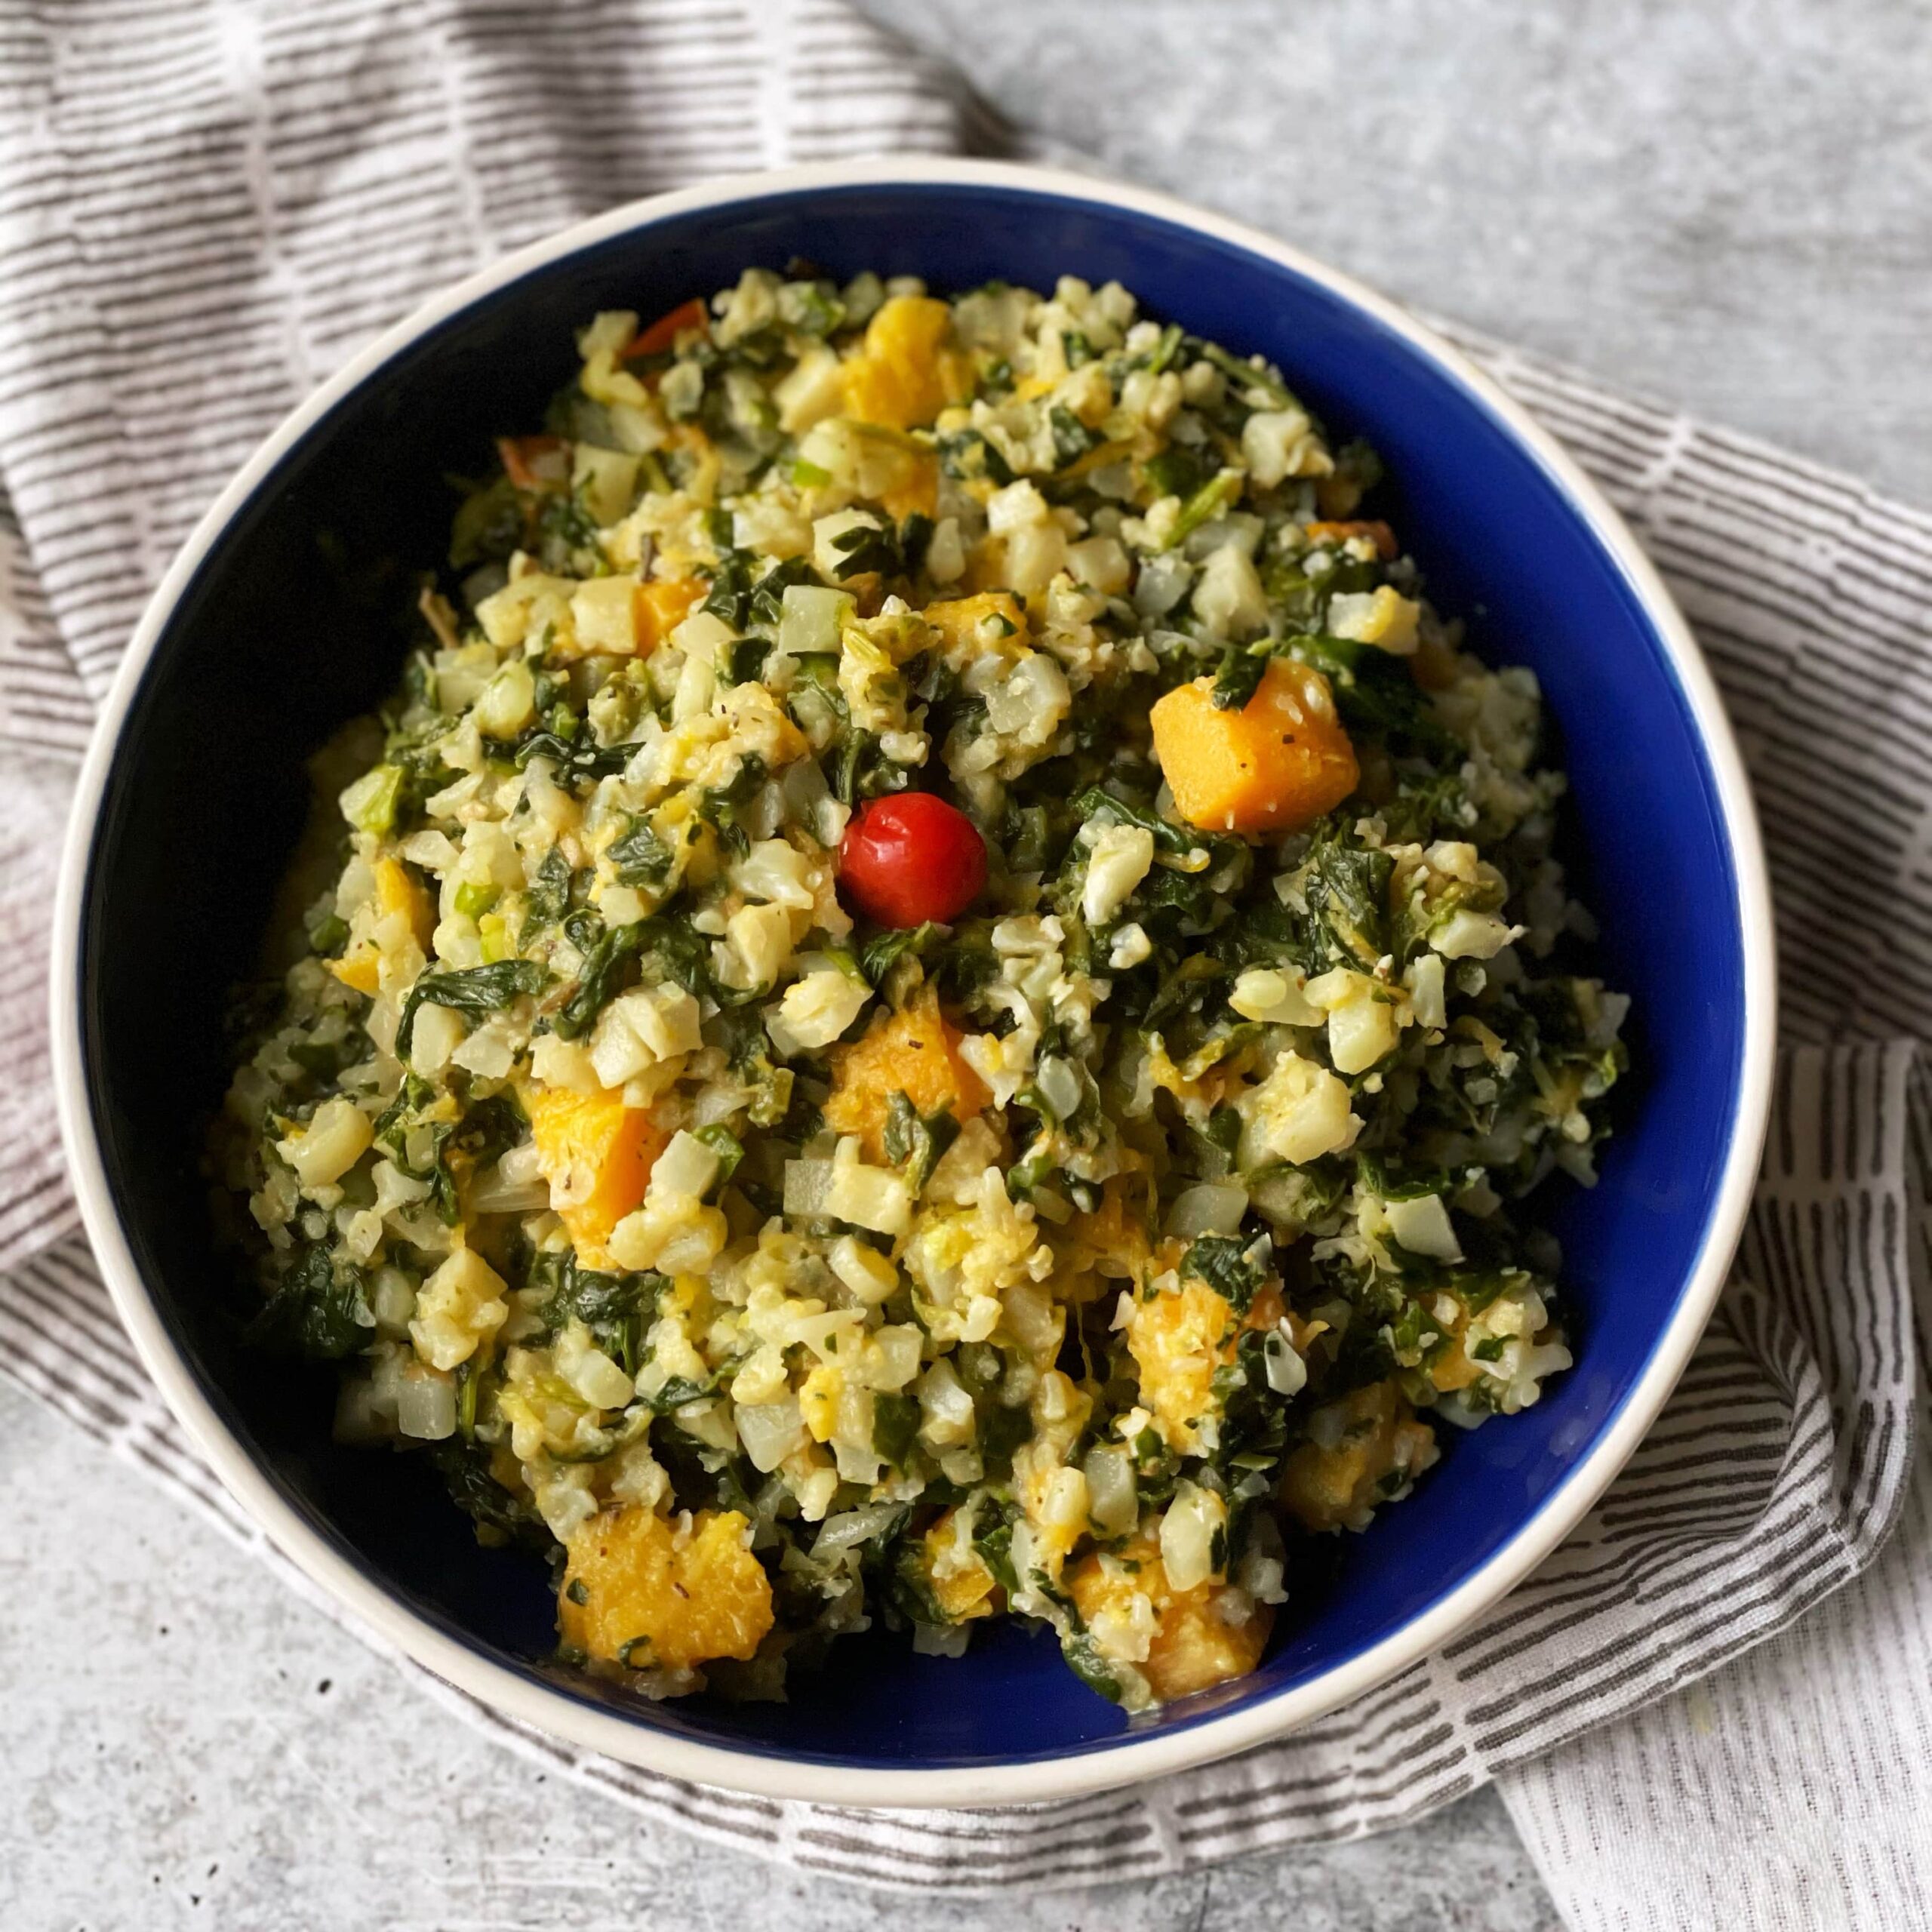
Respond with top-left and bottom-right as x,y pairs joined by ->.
212,268 -> 1628,1712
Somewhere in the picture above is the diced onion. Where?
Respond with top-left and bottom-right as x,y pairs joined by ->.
866,1323 -> 923,1390
278,1097 -> 371,1191
469,1161 -> 551,1214
652,1128 -> 721,1200
1263,1327 -> 1308,1396
1168,1183 -> 1248,1239
737,1398 -> 807,1474
1132,550 -> 1192,619
1035,1055 -> 1084,1121
916,1359 -> 977,1447
1159,1480 -> 1226,1593
395,1372 -> 456,1441
912,1623 -> 972,1657
1083,1444 -> 1139,1535
783,1158 -> 833,1217
813,1502 -> 904,1554
1383,1193 -> 1463,1262
777,583 -> 854,657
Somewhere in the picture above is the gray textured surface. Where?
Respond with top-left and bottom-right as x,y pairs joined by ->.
862,0 -> 1932,505
9,3 -> 1918,1925
0,1382 -> 1558,1930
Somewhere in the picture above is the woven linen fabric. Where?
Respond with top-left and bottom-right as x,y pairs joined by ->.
1497,1462 -> 1932,1931
0,0 -> 1926,1914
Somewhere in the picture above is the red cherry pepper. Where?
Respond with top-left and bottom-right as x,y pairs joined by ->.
838,792 -> 988,928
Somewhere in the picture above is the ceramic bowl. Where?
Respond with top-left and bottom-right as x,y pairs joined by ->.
52,158 -> 1774,1805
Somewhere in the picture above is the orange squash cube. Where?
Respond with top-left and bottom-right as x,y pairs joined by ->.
1126,1272 -> 1290,1457
330,857 -> 432,994
921,590 -> 1029,657
876,444 -> 940,521
525,1084 -> 670,1266
1149,658 -> 1359,835
823,988 -> 989,1162
1278,1380 -> 1439,1534
559,1505 -> 774,1672
1066,1532 -> 1273,1703
1428,1314 -> 1485,1394
1143,1579 -> 1272,1701
920,1511 -> 1000,1623
635,576 -> 706,654
843,295 -> 974,432
374,857 -> 435,949
1127,1275 -> 1241,1455
330,950 -> 380,995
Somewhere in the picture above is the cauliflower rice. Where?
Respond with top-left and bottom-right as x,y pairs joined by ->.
211,266 -> 1627,1711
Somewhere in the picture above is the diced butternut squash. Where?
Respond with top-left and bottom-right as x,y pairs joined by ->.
1428,1312 -> 1485,1393
1063,1179 -> 1156,1284
1143,1578 -> 1272,1702
876,444 -> 939,521
921,590 -> 1029,657
823,987 -> 989,1162
635,576 -> 706,653
331,858 -> 432,993
525,1084 -> 671,1266
330,949 -> 380,995
1279,1380 -> 1438,1534
1127,1276 -> 1242,1455
1244,1280 -> 1287,1337
559,1505 -> 773,1672
921,1511 -> 999,1623
1124,1272 -> 1287,1456
376,858 -> 435,949
797,1361 -> 840,1443
1066,1532 -> 1273,1703
1150,658 -> 1359,836
842,296 -> 974,432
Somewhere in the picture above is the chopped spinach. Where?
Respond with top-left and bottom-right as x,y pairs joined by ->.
246,1244 -> 374,1360
608,816 -> 676,891
1180,1232 -> 1267,1315
1210,645 -> 1269,712
882,1091 -> 960,1195
550,918 -> 646,1040
521,847 -> 573,945
398,958 -> 550,1061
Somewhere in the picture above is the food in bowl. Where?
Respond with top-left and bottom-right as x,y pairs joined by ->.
210,266 -> 1627,1712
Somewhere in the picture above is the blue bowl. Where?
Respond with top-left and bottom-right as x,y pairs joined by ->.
53,159 -> 1774,1805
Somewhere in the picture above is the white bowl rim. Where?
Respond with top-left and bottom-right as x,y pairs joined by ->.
51,152 -> 1777,1810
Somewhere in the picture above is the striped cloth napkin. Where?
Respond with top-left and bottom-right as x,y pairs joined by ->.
1,5 -> 1926,1924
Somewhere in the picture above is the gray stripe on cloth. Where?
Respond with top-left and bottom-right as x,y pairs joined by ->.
0,0 -> 1923,1906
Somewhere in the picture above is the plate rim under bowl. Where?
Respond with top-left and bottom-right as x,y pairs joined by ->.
50,153 -> 1777,1808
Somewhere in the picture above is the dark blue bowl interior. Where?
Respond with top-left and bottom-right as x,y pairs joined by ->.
79,179 -> 1745,1774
